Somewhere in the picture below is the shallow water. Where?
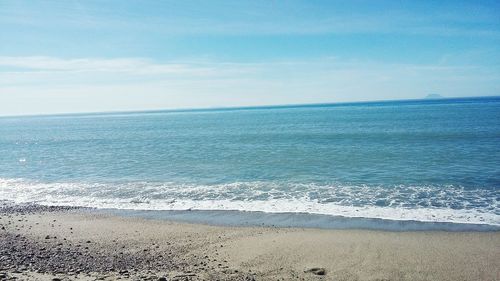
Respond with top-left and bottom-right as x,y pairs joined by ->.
1,97 -> 499,227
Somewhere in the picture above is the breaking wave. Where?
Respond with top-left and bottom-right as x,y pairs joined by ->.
1,178 -> 498,226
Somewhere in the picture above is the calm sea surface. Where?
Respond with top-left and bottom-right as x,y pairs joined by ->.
1,97 -> 499,226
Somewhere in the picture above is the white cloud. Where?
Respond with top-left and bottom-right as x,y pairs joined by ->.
0,56 -> 499,116
0,56 -> 217,75
1,1 -> 498,37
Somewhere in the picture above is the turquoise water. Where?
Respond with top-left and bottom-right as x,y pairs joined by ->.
1,97 -> 499,226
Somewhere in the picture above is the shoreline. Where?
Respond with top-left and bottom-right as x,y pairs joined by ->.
3,200 -> 498,232
99,208 -> 500,232
1,205 -> 499,280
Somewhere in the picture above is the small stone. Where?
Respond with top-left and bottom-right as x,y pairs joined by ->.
305,267 -> 326,275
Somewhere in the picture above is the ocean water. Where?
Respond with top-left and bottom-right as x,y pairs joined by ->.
0,97 -> 499,227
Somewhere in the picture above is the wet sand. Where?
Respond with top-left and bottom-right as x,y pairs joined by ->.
0,205 -> 499,280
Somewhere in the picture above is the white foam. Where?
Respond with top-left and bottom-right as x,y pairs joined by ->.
1,178 -> 498,226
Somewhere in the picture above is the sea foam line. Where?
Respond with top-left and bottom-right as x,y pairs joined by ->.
1,178 -> 498,226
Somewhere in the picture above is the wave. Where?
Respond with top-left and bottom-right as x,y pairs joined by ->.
1,178 -> 498,226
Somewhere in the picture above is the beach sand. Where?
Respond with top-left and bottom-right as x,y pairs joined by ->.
0,206 -> 499,281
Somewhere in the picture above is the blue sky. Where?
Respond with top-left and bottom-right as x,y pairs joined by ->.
1,0 -> 499,115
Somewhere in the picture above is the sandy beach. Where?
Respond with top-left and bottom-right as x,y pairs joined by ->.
0,205 -> 498,281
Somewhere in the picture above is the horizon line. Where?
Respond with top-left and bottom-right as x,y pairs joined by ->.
1,95 -> 499,119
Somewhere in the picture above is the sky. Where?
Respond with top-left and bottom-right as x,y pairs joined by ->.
0,0 -> 499,116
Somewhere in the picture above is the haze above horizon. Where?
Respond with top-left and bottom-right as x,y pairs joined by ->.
1,0 -> 499,115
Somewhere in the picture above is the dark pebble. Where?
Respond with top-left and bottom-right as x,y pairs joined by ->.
305,267 -> 326,275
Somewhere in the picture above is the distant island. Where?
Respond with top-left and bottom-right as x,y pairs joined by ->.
425,93 -> 444,99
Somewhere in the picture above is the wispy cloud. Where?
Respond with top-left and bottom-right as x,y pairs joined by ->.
1,1 -> 498,37
1,55 -> 499,116
1,56 -> 498,105
0,1 -> 498,116
0,56 -> 218,75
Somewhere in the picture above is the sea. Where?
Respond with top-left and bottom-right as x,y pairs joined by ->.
1,97 -> 499,230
